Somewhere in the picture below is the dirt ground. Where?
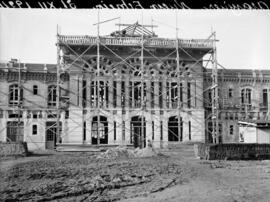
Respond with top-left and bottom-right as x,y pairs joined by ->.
0,145 -> 270,202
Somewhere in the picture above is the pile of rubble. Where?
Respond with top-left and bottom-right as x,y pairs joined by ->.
97,147 -> 136,159
97,146 -> 159,159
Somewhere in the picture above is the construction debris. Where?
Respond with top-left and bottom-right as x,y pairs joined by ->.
97,147 -> 136,159
97,146 -> 160,159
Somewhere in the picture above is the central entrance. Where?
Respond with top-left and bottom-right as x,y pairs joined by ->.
131,116 -> 146,148
91,116 -> 108,145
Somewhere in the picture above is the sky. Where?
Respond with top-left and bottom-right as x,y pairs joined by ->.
0,9 -> 270,70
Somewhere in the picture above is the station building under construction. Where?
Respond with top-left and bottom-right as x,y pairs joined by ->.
0,22 -> 270,150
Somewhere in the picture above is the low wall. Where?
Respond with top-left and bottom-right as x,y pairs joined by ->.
194,143 -> 270,160
0,142 -> 29,157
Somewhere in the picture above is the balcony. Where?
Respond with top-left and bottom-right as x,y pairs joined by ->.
58,35 -> 213,50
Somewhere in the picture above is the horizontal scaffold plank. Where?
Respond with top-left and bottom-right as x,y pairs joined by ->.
58,35 -> 213,50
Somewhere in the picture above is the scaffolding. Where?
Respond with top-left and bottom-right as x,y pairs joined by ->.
0,11 -> 223,149
54,11 -> 219,148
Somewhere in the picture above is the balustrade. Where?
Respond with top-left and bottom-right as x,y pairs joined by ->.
58,35 -> 213,49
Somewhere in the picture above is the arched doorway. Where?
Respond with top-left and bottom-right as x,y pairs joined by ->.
131,116 -> 146,148
91,116 -> 108,145
168,116 -> 182,142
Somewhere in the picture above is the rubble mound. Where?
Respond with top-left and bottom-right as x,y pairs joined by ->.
134,147 -> 158,157
97,147 -> 159,159
97,147 -> 136,159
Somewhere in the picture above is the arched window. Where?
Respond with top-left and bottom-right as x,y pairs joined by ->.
241,88 -> 252,105
48,85 -> 57,107
9,84 -> 23,106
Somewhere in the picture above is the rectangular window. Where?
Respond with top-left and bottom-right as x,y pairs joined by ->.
105,82 -> 109,108
32,125 -> 37,135
47,113 -> 57,119
114,121 -> 116,140
228,88 -> 233,98
83,121 -> 86,141
0,109 -> 3,118
33,85 -> 38,95
151,82 -> 155,108
121,81 -> 125,107
160,121 -> 163,140
208,90 -> 212,107
171,82 -> 177,109
188,121 -> 191,140
82,80 -> 87,108
9,85 -> 23,106
159,82 -> 163,108
263,89 -> 268,107
180,83 -> 183,106
90,81 -> 95,107
180,117 -> 183,141
122,121 -> 125,141
187,82 -> 191,108
230,125 -> 234,135
113,81 -> 117,108
129,82 -> 132,107
152,121 -> 155,140
33,111 -> 38,119
48,86 -> 57,107
166,82 -> 170,108
219,123 -> 222,136
8,111 -> 22,118
65,110 -> 69,119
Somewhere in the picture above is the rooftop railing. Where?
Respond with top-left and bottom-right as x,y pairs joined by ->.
58,35 -> 213,49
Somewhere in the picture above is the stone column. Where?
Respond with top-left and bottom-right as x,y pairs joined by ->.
132,81 -> 135,108
69,75 -> 78,107
125,79 -> 129,108
145,114 -> 152,147
182,113 -> 189,141
117,81 -> 121,108
125,114 -> 131,145
146,81 -> 151,108
87,78 -> 91,108
154,81 -> 159,109
162,118 -> 168,148
78,75 -> 83,108
196,79 -> 204,108
107,116 -> 114,144
115,113 -> 122,144
183,79 -> 188,108
108,80 -> 113,108
162,81 -> 166,109
153,117 -> 161,148
168,82 -> 172,109
85,111 -> 92,144
191,80 -> 195,108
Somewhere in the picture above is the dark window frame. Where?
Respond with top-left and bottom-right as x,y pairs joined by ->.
32,124 -> 37,135
33,85 -> 38,95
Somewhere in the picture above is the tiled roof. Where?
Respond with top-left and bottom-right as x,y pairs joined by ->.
0,62 -> 56,73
